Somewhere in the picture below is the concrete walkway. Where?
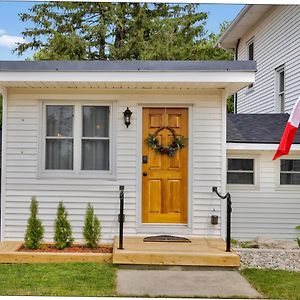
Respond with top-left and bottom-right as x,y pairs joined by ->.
117,269 -> 262,298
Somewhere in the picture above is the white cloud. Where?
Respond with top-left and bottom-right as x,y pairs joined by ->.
0,28 -> 27,48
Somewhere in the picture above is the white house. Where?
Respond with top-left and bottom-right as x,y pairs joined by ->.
218,4 -> 300,241
0,60 -> 256,244
217,4 -> 300,114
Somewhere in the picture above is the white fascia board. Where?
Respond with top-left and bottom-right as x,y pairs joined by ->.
227,143 -> 300,151
0,71 -> 255,84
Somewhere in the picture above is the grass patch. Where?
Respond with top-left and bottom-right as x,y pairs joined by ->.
241,268 -> 300,300
0,263 -> 116,296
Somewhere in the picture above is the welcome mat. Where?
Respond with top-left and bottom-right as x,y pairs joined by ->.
143,235 -> 191,243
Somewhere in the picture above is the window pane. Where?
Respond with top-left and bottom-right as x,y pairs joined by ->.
228,159 -> 253,171
82,140 -> 109,170
280,94 -> 285,113
227,172 -> 254,184
83,106 -> 109,137
248,42 -> 254,60
46,139 -> 73,170
279,71 -> 284,92
46,106 -> 73,137
280,173 -> 300,185
281,159 -> 300,171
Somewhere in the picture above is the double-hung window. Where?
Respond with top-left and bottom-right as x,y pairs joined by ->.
247,38 -> 254,89
43,102 -> 113,176
275,65 -> 285,113
227,158 -> 255,185
280,159 -> 300,185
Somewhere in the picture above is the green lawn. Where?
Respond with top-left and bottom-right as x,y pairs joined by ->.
0,263 -> 116,296
241,268 -> 300,300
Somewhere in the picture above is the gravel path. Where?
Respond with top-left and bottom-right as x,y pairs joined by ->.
235,248 -> 300,271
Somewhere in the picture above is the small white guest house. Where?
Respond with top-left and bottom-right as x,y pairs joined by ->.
0,60 -> 258,244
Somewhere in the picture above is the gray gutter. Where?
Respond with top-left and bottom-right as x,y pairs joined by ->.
0,60 -> 257,72
215,5 -> 251,49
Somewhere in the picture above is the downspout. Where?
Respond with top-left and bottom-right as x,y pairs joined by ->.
234,39 -> 240,114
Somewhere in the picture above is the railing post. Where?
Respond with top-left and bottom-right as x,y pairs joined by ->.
212,186 -> 232,252
118,185 -> 124,250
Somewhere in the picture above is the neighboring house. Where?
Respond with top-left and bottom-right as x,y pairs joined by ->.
217,4 -> 300,114
216,4 -> 300,241
0,60 -> 256,243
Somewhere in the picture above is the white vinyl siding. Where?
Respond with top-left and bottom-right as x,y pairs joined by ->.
237,5 -> 300,114
228,150 -> 300,240
2,88 -> 224,243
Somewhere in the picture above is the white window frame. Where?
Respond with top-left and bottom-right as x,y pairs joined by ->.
39,100 -> 116,179
226,155 -> 259,189
246,37 -> 255,91
275,64 -> 285,113
277,157 -> 300,188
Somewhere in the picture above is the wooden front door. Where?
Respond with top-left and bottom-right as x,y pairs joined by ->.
142,108 -> 188,224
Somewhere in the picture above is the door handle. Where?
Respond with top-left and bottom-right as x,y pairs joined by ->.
143,172 -> 148,176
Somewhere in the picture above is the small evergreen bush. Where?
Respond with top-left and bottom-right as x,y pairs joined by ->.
54,201 -> 74,249
83,203 -> 101,248
24,197 -> 44,249
296,225 -> 300,248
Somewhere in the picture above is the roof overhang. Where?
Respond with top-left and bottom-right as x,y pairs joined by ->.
0,60 -> 256,94
217,4 -> 273,49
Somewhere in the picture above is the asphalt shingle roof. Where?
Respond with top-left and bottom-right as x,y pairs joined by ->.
227,113 -> 300,144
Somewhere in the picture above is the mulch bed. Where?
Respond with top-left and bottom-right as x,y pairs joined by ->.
19,244 -> 113,253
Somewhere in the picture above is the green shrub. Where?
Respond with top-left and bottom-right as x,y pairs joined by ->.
24,197 -> 44,249
296,225 -> 300,247
54,201 -> 74,249
83,203 -> 101,248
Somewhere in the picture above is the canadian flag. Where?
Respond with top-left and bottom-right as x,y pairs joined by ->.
273,97 -> 300,160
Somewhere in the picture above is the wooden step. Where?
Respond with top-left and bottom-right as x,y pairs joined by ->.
113,237 -> 240,267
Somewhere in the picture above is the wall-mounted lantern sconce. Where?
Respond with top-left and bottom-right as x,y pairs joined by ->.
123,107 -> 132,128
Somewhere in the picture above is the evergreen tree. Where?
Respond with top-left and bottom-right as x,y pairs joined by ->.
83,203 -> 101,248
54,201 -> 74,249
24,197 -> 44,249
15,2 -> 232,61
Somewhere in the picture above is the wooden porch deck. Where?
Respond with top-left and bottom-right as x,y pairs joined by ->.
112,237 -> 240,267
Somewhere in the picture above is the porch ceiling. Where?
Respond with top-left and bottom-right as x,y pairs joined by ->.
0,80 -> 251,92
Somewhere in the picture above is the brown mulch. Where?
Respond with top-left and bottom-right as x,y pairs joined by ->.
19,244 -> 113,253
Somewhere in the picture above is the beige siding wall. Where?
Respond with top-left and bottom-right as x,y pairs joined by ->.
3,88 -> 224,243
237,5 -> 300,113
227,150 -> 300,240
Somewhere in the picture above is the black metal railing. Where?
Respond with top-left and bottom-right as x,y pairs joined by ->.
118,185 -> 125,249
212,186 -> 232,252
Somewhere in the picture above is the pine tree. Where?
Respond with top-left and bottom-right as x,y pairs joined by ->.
83,203 -> 101,248
24,197 -> 44,249
54,201 -> 74,249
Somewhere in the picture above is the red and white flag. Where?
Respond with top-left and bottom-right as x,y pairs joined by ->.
273,97 -> 300,160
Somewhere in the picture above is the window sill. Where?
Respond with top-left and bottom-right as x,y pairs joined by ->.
227,184 -> 259,191
275,184 -> 300,191
38,170 -> 117,180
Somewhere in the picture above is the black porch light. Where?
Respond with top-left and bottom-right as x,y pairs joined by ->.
123,107 -> 132,128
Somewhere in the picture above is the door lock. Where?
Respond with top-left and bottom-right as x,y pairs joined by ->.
143,172 -> 148,176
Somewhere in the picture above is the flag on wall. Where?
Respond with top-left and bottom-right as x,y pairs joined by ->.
273,97 -> 300,160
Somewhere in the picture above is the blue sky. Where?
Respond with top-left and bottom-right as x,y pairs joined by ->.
0,1 -> 243,60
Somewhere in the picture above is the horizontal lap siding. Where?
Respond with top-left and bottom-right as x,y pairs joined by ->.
3,89 -> 223,242
228,151 -> 300,240
237,5 -> 300,113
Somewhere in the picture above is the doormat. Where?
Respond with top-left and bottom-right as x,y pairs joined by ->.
143,235 -> 191,243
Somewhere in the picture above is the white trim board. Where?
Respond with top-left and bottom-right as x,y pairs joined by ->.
227,143 -> 300,151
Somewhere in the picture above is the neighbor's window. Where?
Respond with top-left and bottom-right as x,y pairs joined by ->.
82,106 -> 110,170
227,158 -> 254,184
276,65 -> 285,113
280,159 -> 300,185
44,103 -> 111,174
247,38 -> 254,89
46,105 -> 74,170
